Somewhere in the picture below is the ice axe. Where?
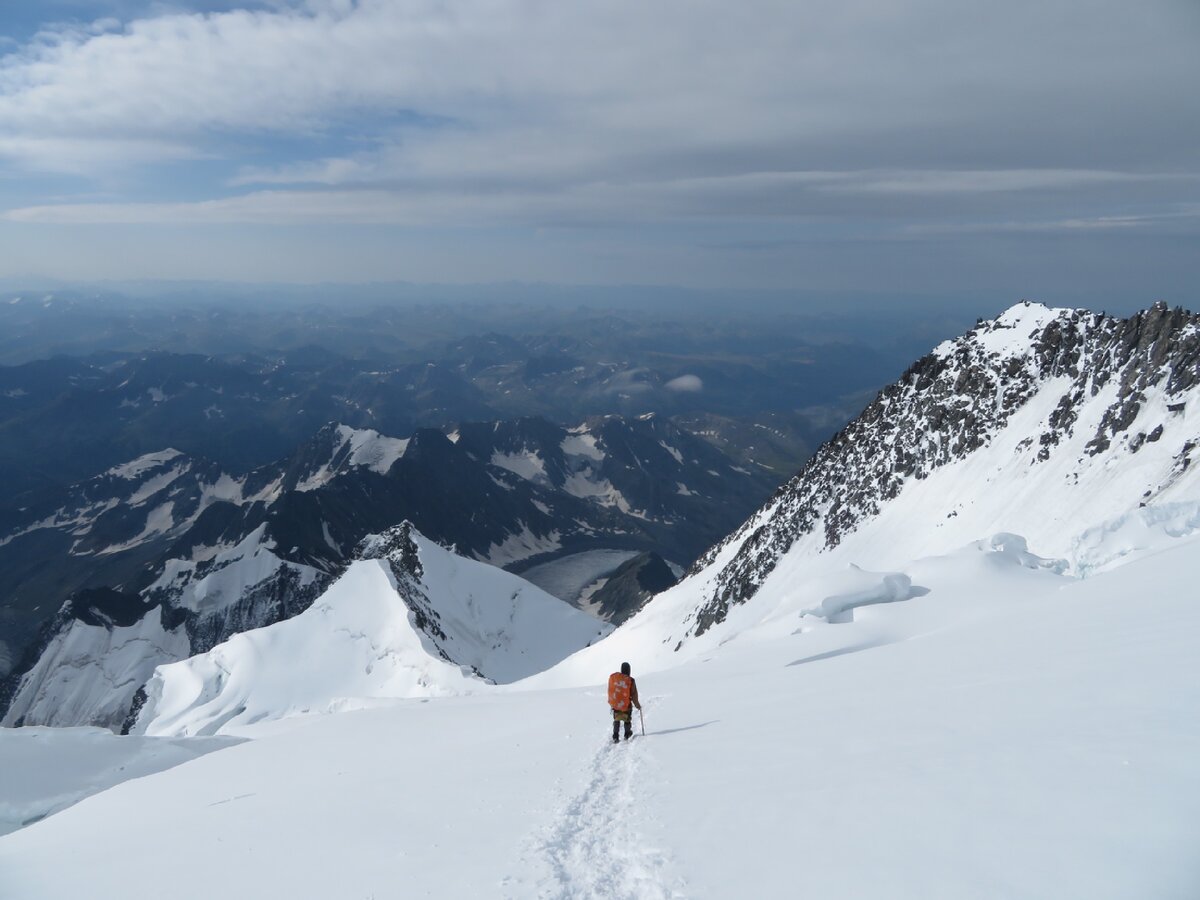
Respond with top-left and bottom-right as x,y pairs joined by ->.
639,707 -> 645,736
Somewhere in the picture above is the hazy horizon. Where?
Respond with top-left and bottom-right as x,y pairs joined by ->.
0,275 -> 1181,321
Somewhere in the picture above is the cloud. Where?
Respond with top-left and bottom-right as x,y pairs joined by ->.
665,375 -> 703,393
818,170 -> 1167,196
0,135 -> 203,174
903,206 -> 1200,236
1,2 -> 1197,176
0,0 -> 1196,293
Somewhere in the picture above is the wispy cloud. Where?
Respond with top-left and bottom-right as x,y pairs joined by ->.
0,135 -> 203,175
904,206 -> 1200,235
818,169 -> 1172,196
7,168 -> 1194,228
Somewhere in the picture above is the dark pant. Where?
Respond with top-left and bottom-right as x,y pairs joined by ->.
612,708 -> 633,740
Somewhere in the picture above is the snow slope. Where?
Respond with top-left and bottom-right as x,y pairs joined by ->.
2,534 -> 1198,899
130,524 -> 609,736
2,607 -> 190,731
2,525 -> 328,730
0,726 -> 238,836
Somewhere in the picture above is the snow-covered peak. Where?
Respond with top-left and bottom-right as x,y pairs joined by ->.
932,300 -> 1071,360
145,523 -> 313,615
294,423 -> 409,492
637,302 -> 1200,650
992,299 -> 1058,328
0,447 -> 249,560
3,410 -> 768,731
130,523 -> 608,736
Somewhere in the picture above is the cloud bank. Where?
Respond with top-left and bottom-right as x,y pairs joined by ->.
0,0 -> 1196,289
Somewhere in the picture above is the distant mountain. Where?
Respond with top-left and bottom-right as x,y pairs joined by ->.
0,414 -> 771,728
128,522 -> 607,736
0,351 -> 493,506
454,413 -> 776,561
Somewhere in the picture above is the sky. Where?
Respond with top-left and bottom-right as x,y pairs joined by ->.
0,0 -> 1198,304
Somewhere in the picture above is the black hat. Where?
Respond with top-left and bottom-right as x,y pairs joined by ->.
621,662 -> 631,675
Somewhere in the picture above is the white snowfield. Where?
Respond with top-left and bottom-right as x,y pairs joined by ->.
104,449 -> 185,480
1,529 -> 1198,899
2,524 -> 326,730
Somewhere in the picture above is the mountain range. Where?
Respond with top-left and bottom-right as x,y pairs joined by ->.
1,290 -> 934,509
0,412 -> 774,729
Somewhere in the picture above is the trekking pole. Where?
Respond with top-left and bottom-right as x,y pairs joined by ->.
639,707 -> 645,736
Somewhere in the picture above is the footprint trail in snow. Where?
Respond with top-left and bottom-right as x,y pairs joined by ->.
513,703 -> 684,899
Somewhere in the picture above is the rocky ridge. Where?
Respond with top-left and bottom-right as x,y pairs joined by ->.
679,302 -> 1200,639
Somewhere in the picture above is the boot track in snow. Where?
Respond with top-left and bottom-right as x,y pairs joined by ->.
513,701 -> 684,899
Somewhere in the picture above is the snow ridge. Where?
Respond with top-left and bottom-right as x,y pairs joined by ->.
131,522 -> 608,736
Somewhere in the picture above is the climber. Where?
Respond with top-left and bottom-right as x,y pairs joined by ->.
607,662 -> 641,743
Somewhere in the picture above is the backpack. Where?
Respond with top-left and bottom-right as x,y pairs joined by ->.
608,672 -> 632,711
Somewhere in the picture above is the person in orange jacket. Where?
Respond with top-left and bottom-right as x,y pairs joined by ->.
607,661 -> 641,743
